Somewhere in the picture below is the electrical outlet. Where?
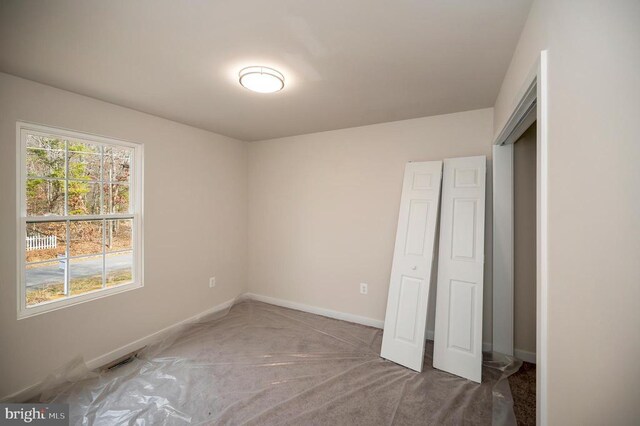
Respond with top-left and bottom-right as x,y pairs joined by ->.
359,283 -> 368,295
209,277 -> 216,288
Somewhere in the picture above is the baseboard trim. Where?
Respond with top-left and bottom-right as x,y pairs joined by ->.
85,297 -> 236,370
244,293 -> 497,352
4,293 -> 528,402
1,296 -> 238,403
243,293 -> 385,329
514,348 -> 536,364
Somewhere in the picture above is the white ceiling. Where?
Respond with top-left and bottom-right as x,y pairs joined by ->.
0,0 -> 532,141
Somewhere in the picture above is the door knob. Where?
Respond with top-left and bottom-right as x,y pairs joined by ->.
411,265 -> 417,270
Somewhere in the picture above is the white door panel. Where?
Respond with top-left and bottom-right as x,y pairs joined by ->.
433,156 -> 486,382
381,161 -> 443,372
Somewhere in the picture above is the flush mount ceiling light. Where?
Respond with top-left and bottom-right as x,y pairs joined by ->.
238,66 -> 285,93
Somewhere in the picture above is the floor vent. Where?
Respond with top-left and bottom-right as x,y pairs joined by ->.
101,348 -> 145,371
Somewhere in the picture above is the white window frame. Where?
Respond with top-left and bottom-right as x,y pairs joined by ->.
16,122 -> 144,319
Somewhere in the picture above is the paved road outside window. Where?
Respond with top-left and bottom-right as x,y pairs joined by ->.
26,253 -> 132,288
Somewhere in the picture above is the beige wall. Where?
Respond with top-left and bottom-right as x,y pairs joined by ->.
514,124 -> 536,354
248,108 -> 494,339
495,0 -> 640,422
0,73 -> 248,398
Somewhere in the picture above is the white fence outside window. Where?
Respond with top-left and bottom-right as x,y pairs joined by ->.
26,235 -> 57,251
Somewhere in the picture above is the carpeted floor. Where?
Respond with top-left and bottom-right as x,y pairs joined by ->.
508,361 -> 536,425
40,301 -> 522,425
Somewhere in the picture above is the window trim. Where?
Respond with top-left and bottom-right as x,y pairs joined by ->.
16,121 -> 144,320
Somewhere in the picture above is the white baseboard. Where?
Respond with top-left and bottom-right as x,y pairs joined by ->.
4,293 -> 531,402
1,297 -> 237,403
244,293 -> 496,352
514,348 -> 536,364
243,292 -> 385,328
85,297 -> 236,370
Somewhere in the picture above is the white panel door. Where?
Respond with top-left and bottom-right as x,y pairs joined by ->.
381,161 -> 443,372
433,156 -> 486,383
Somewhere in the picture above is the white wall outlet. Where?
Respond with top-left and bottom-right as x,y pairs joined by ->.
359,283 -> 368,295
209,277 -> 216,288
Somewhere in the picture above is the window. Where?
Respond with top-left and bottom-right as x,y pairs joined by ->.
17,122 -> 143,319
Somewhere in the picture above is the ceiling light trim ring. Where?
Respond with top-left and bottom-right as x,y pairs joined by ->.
238,66 -> 285,93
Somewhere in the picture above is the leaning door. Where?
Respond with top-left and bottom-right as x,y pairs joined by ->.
433,156 -> 486,382
381,161 -> 443,372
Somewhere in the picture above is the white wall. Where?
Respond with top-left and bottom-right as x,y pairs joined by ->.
248,108 -> 494,339
495,0 -> 640,423
0,73 -> 248,399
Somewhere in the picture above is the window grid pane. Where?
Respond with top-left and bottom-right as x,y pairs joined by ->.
26,178 -> 66,216
23,128 -> 138,309
106,250 -> 133,287
69,220 -> 103,257
26,145 -> 66,179
67,141 -> 102,181
69,255 -> 104,296
26,260 -> 66,306
26,221 -> 67,263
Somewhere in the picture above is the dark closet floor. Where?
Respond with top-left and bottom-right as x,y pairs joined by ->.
508,361 -> 536,425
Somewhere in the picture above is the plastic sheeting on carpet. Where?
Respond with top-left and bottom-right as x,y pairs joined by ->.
36,300 -> 521,425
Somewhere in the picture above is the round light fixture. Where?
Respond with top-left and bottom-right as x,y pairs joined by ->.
238,66 -> 285,93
